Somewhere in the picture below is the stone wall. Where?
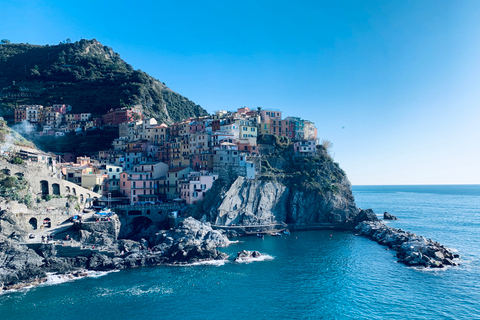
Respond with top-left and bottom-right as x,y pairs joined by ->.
0,160 -> 101,204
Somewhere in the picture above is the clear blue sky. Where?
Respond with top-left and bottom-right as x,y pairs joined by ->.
2,0 -> 480,185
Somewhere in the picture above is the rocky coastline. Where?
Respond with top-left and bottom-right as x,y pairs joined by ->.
0,215 -> 231,292
356,220 -> 460,268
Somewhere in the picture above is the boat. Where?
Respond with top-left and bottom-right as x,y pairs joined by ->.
93,208 -> 114,219
257,233 -> 264,239
271,232 -> 282,236
283,229 -> 290,235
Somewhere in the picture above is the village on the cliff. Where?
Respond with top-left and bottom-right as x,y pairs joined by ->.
9,105 -> 318,206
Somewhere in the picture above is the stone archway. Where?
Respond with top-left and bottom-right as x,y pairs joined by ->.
52,183 -> 60,196
128,210 -> 142,216
80,194 -> 84,203
29,217 -> 38,230
40,180 -> 49,195
2,168 -> 10,176
43,218 -> 51,228
65,186 -> 70,194
72,188 -> 76,195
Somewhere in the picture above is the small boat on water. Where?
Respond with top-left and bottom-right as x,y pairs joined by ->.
257,233 -> 264,239
271,232 -> 282,236
283,229 -> 290,235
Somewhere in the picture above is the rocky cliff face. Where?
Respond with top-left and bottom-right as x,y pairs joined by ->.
193,176 -> 358,227
191,137 -> 359,228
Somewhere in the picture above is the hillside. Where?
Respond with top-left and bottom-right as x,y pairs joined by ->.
0,39 -> 208,123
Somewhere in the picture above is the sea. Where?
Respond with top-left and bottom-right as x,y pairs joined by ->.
1,185 -> 479,320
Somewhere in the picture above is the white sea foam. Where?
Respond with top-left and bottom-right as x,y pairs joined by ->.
234,254 -> 275,264
41,270 -> 118,286
0,270 -> 118,295
169,259 -> 229,267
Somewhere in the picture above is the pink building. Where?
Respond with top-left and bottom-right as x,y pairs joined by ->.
237,107 -> 250,114
180,171 -> 218,204
259,109 -> 282,122
52,104 -> 67,114
189,122 -> 205,134
120,171 -> 157,204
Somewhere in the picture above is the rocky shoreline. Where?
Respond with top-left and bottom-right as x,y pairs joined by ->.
0,217 -> 232,292
356,220 -> 460,268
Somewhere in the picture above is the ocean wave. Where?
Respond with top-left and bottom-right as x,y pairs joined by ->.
234,254 -> 275,264
0,270 -> 119,295
42,270 -> 119,286
167,259 -> 229,267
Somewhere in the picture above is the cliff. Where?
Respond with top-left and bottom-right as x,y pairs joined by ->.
0,39 -> 208,123
190,136 -> 359,228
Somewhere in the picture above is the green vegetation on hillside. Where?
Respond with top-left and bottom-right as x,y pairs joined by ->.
0,171 -> 30,205
0,39 -> 208,123
258,135 -> 346,194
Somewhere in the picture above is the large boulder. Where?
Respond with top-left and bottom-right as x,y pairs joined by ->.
383,212 -> 398,220
153,217 -> 230,264
234,250 -> 262,263
353,208 -> 379,226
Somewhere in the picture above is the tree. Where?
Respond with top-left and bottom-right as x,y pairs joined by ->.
0,39 -> 11,44
66,38 -> 71,44
321,139 -> 333,152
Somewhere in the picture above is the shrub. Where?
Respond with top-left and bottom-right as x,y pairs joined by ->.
11,157 -> 23,165
44,194 -> 52,201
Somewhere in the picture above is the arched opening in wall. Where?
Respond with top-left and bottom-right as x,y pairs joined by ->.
87,193 -> 91,199
128,210 -> 142,216
29,218 -> 38,230
80,194 -> 84,203
52,183 -> 60,196
2,168 -> 11,176
43,218 -> 51,228
126,216 -> 155,241
40,180 -> 49,195
72,188 -> 76,195
65,186 -> 70,194
14,172 -> 24,179
147,210 -> 151,215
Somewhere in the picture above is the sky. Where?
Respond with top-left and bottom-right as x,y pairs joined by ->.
1,0 -> 480,185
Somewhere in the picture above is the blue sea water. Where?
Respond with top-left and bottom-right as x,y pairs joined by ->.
1,185 -> 479,320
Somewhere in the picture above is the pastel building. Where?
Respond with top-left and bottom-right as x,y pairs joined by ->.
180,171 -> 218,204
120,171 -> 157,204
293,140 -> 317,156
158,166 -> 193,200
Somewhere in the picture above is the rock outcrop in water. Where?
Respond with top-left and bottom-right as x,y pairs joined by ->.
383,212 -> 398,220
234,250 -> 262,263
356,221 -> 460,268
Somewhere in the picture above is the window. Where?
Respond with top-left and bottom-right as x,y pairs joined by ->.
243,127 -> 247,131
109,168 -> 112,172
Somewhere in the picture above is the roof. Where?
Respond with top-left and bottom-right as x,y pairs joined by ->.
167,166 -> 190,173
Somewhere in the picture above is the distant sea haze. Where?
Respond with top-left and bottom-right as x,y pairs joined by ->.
1,185 -> 479,320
